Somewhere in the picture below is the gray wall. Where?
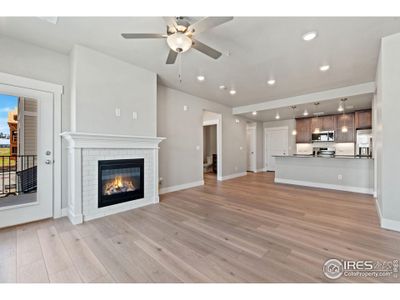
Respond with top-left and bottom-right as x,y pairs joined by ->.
0,36 -> 71,209
203,125 -> 217,161
157,85 -> 248,189
255,122 -> 264,170
375,32 -> 400,223
263,119 -> 296,155
70,45 -> 157,136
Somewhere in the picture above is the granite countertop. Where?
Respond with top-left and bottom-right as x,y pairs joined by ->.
273,154 -> 373,159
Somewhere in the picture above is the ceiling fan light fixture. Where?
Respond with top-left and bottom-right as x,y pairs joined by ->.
167,32 -> 192,53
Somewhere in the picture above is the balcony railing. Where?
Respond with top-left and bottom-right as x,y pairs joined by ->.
0,155 -> 37,197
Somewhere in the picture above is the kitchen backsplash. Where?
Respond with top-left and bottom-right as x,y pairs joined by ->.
296,142 -> 355,155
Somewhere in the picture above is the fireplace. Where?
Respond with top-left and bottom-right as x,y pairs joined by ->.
98,158 -> 144,208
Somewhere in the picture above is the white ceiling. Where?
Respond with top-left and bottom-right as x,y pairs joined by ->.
243,94 -> 373,122
1,17 -> 400,108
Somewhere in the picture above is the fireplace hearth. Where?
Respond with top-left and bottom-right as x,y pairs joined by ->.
98,158 -> 144,208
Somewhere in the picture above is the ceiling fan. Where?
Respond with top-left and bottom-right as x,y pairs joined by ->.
121,17 -> 233,64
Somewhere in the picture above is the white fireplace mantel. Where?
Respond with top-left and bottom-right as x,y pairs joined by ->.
60,132 -> 165,225
60,131 -> 165,149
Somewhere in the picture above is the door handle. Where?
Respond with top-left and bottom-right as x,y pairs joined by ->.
45,159 -> 52,165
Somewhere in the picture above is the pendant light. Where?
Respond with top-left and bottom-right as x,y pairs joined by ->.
338,97 -> 347,112
291,106 -> 297,135
341,98 -> 348,133
313,102 -> 320,134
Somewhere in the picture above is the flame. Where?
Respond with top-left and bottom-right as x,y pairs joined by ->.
113,176 -> 123,189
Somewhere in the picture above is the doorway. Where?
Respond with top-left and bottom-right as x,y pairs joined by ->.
246,123 -> 257,172
264,126 -> 289,172
202,111 -> 222,182
0,84 -> 55,228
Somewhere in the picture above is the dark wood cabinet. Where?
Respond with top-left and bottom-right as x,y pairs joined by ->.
355,109 -> 372,129
295,110 -> 369,144
310,117 -> 322,134
321,115 -> 335,131
296,118 -> 311,143
335,113 -> 355,143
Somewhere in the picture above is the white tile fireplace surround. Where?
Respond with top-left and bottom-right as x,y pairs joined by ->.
61,132 -> 165,224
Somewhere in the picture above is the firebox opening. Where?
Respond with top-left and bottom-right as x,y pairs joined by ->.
98,158 -> 144,208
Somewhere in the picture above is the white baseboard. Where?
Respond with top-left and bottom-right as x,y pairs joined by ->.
159,180 -> 204,195
375,198 -> 400,232
255,168 -> 267,173
218,172 -> 247,181
275,177 -> 374,195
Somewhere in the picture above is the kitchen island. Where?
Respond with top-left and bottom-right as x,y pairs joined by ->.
273,155 -> 374,194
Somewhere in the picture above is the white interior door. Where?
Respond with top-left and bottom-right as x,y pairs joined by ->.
265,127 -> 288,171
247,126 -> 257,172
0,84 -> 53,228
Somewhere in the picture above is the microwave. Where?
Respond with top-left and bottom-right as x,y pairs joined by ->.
312,131 -> 335,142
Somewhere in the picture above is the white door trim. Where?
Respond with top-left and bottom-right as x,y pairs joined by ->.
264,126 -> 289,171
0,71 -> 63,218
202,114 -> 223,181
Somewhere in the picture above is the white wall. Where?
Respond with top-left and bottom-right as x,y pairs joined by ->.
374,32 -> 400,229
0,36 -> 71,208
157,85 -> 248,189
70,45 -> 157,136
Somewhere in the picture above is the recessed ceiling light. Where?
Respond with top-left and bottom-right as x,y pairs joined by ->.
252,111 -> 257,116
197,75 -> 205,81
229,89 -> 236,95
303,109 -> 309,116
302,31 -> 318,41
320,65 -> 330,72
267,79 -> 276,86
235,119 -> 240,123
219,85 -> 226,90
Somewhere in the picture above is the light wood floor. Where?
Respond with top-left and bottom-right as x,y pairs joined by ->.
1,172 -> 399,283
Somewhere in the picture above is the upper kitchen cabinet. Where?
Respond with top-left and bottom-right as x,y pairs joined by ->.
355,109 -> 372,129
335,113 -> 355,143
296,118 -> 311,143
321,115 -> 335,131
310,117 -> 322,134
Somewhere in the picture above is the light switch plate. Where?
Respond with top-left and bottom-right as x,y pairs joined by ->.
183,105 -> 188,111
132,112 -> 138,120
115,108 -> 121,117
196,145 -> 200,150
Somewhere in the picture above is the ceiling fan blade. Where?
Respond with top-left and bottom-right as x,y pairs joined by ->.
188,17 -> 233,35
163,17 -> 178,31
192,39 -> 222,59
121,33 -> 166,39
166,49 -> 178,64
